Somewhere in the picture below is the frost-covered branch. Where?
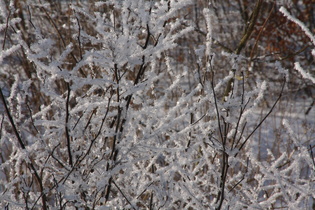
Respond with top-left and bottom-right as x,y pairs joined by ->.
0,1 -> 314,209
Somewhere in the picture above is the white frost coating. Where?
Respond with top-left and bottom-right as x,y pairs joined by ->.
280,7 -> 315,84
0,1 -> 8,18
294,62 -> 315,84
0,45 -> 20,63
203,8 -> 213,62
280,7 -> 315,45
8,74 -> 20,105
239,80 -> 267,128
1,1 -> 314,209
254,80 -> 267,106
274,61 -> 289,80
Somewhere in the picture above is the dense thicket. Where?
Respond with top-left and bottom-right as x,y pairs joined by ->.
0,1 -> 314,209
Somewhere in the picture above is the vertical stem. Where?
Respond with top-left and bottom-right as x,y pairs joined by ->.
0,88 -> 48,210
65,83 -> 73,167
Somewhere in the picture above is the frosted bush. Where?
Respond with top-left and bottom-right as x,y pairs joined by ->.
0,1 -> 314,209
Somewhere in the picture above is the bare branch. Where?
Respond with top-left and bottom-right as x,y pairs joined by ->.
236,78 -> 286,157
65,83 -> 73,167
112,179 -> 136,210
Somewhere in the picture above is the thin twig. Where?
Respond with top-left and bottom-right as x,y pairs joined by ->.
310,145 -> 315,170
27,6 -> 36,30
228,157 -> 249,193
0,88 -> 26,149
249,1 -> 275,61
26,97 -> 39,134
112,179 -> 136,210
72,110 -> 85,130
235,0 -> 263,55
149,192 -> 154,210
209,56 -> 229,210
0,114 -> 4,139
236,78 -> 286,157
62,92 -> 113,184
210,60 -> 223,143
40,6 -> 86,77
231,98 -> 251,149
223,0 -> 263,100
83,108 -> 96,133
137,182 -> 153,199
2,10 -> 11,50
75,15 -> 83,60
0,88 -> 48,210
65,83 -> 73,167
235,122 -> 247,149
191,26 -> 233,53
